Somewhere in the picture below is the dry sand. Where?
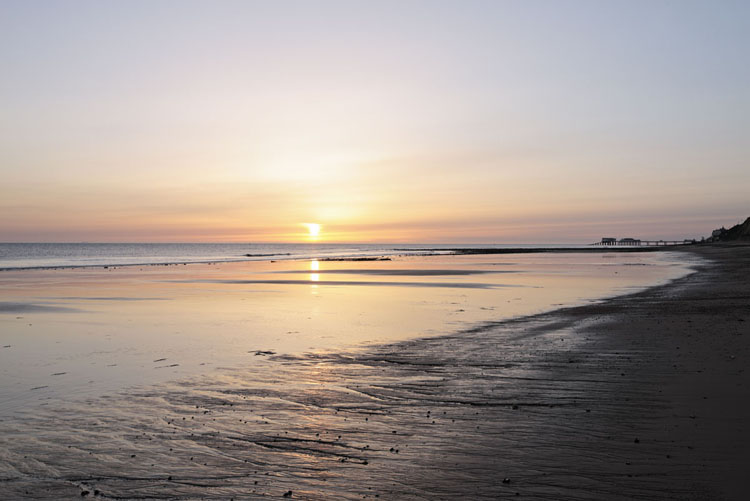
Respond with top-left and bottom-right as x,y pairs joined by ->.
1,243 -> 748,499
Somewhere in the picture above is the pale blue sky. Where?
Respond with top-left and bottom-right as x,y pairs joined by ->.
1,1 -> 748,242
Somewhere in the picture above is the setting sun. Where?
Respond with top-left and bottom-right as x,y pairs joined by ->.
303,223 -> 321,239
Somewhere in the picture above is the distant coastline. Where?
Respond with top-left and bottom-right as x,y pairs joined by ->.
0,243 -> 716,272
0,242 -> 648,272
2,215 -> 747,270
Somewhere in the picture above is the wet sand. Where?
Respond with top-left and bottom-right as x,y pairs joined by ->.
1,252 -> 684,412
1,244 -> 748,499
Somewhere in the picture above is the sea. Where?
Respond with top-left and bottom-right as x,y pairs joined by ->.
0,242 -> 589,270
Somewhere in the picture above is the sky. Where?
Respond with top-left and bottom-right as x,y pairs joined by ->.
1,0 -> 748,243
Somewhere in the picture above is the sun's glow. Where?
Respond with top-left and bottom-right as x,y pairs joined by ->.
304,223 -> 321,239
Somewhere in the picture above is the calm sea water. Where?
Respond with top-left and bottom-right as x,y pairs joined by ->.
0,242 -> 588,269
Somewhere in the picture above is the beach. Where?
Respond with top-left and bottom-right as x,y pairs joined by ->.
3,1 -> 748,498
0,244 -> 747,499
0,250 -> 686,412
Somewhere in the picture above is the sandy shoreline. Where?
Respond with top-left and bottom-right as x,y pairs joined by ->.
1,244 -> 748,499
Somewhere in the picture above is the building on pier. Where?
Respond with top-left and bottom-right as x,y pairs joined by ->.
618,238 -> 641,246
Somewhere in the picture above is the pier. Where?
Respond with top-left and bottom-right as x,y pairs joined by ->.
593,238 -> 696,247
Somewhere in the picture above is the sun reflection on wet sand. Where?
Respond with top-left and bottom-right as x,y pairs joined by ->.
310,259 -> 320,283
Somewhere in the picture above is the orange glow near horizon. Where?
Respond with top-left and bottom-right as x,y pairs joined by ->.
0,157 -> 739,244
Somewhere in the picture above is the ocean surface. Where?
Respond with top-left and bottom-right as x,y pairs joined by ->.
0,242 -> 589,270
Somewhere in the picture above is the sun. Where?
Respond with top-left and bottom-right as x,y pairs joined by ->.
303,223 -> 321,239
